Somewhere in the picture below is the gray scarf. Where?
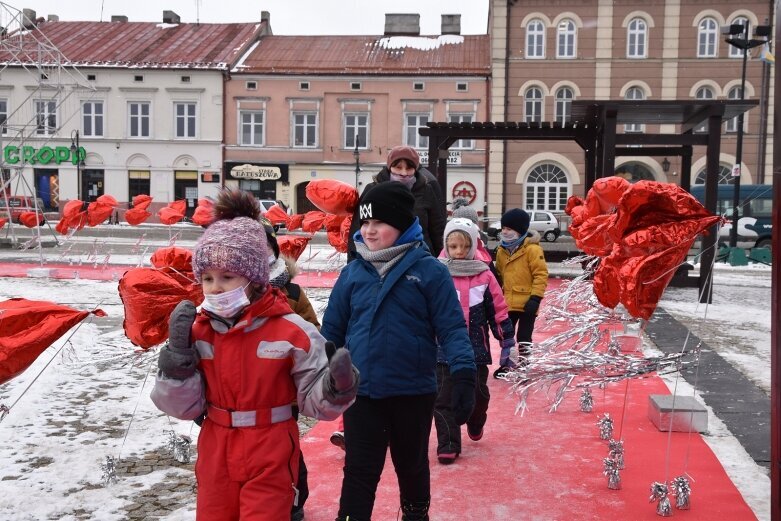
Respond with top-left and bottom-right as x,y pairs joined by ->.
439,258 -> 489,277
355,241 -> 416,278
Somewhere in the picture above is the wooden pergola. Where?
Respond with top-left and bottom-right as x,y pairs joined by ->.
419,99 -> 757,304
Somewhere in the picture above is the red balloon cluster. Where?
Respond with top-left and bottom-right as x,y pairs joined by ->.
191,198 -> 215,227
566,177 -> 722,320
158,200 -> 187,225
288,179 -> 357,253
118,246 -> 204,349
55,194 -> 119,234
125,194 -> 153,226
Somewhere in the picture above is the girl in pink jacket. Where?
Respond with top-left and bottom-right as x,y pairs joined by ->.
433,218 -> 517,463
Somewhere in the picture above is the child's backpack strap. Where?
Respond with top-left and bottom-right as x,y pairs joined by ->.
285,282 -> 302,302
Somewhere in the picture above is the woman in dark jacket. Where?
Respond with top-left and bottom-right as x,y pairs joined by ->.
348,145 -> 447,259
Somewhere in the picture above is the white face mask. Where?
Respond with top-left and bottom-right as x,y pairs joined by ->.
500,230 -> 520,243
390,173 -> 416,188
202,283 -> 251,318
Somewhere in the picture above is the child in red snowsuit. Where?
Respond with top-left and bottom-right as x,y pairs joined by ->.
151,189 -> 358,520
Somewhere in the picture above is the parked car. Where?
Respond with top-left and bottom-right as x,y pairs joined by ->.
0,195 -> 46,224
487,210 -> 561,242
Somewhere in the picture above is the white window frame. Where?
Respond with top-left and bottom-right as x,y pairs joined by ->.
524,87 -> 543,123
525,163 -> 569,211
239,109 -> 265,146
729,17 -> 749,58
0,98 -> 7,136
694,165 -> 733,185
344,112 -> 369,149
627,18 -> 647,58
556,19 -> 576,58
726,86 -> 743,133
128,101 -> 151,138
174,101 -> 197,139
694,87 -> 714,133
404,113 -> 429,149
624,87 -> 645,133
555,87 -> 573,125
698,18 -> 718,57
448,113 -> 474,150
526,19 -> 546,59
34,99 -> 57,136
292,111 -> 318,148
82,100 -> 104,137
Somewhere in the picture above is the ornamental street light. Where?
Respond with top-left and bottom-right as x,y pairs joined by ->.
722,22 -> 771,248
69,130 -> 85,193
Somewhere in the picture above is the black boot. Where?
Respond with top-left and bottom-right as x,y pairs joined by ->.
401,497 -> 430,521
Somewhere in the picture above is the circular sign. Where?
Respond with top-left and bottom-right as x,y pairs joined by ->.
451,181 -> 477,205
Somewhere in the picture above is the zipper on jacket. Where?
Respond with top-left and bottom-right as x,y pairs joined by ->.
286,431 -> 299,506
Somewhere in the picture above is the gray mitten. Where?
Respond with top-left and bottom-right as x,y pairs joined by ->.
158,300 -> 198,380
322,342 -> 359,405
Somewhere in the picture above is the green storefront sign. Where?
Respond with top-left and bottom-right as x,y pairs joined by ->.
2,145 -> 86,165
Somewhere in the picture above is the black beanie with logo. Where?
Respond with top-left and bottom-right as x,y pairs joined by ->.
357,181 -> 416,232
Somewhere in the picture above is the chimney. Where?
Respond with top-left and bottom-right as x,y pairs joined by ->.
47,14 -> 59,22
162,10 -> 180,24
261,11 -> 270,24
111,15 -> 128,22
441,14 -> 461,35
384,13 -> 420,36
22,8 -> 36,29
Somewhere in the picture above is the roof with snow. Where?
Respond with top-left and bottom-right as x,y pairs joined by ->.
0,20 -> 266,70
232,34 -> 489,75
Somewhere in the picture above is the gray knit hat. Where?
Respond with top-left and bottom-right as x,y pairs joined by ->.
444,218 -> 478,260
193,216 -> 269,286
451,198 -> 478,224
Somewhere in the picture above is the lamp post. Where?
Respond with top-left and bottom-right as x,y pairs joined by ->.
69,130 -> 84,198
723,22 -> 771,248
353,134 -> 361,190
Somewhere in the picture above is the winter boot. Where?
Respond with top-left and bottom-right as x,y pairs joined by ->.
401,497 -> 430,521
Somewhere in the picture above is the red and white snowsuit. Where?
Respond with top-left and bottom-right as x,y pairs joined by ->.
151,288 -> 350,520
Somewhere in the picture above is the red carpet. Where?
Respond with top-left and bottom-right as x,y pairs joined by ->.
300,280 -> 757,520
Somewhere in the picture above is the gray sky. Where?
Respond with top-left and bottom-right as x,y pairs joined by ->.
5,0 -> 489,34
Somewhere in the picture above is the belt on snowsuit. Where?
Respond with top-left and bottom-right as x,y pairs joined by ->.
206,403 -> 293,428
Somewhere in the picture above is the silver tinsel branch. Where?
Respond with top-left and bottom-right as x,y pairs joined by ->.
603,457 -> 622,490
167,430 -> 192,464
670,476 -> 691,510
579,388 -> 593,412
608,438 -> 625,469
100,455 -> 118,487
0,403 -> 9,423
649,482 -> 673,517
597,413 -> 613,440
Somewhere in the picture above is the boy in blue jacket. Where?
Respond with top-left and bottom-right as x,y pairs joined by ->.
321,181 -> 476,521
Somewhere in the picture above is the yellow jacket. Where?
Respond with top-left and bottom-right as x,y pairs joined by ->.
495,231 -> 549,313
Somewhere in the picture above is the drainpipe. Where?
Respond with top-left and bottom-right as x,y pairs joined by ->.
222,69 -> 228,189
501,0 -> 512,215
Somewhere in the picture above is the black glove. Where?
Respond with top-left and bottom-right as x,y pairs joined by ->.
524,295 -> 542,315
157,300 -> 198,380
450,369 -> 476,425
322,342 -> 359,405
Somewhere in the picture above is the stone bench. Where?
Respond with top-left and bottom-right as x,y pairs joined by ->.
648,394 -> 708,433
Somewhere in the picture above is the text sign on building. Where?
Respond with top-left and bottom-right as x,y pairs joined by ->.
230,164 -> 282,180
3,145 -> 86,165
417,150 -> 461,166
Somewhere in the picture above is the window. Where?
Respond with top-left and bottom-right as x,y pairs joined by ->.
726,86 -> 743,132
299,81 -> 310,91
694,165 -> 733,185
350,82 -> 362,91
627,18 -> 647,58
456,82 -> 468,92
174,102 -> 197,138
405,113 -> 429,149
35,100 -> 56,135
128,170 -> 151,200
526,19 -> 545,58
292,112 -> 317,147
246,81 -> 257,90
698,18 -> 718,57
240,110 -> 264,146
82,101 -> 104,137
87,74 -> 96,81
728,17 -> 749,58
181,75 -> 191,83
524,87 -> 543,123
448,113 -> 474,149
555,87 -> 573,125
128,101 -> 150,138
525,163 -> 569,211
0,99 -> 7,135
694,86 -> 714,133
344,113 -> 368,149
624,87 -> 645,132
413,82 -> 425,91
133,74 -> 144,82
557,19 -> 576,58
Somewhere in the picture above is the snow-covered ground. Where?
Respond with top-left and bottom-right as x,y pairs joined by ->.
0,249 -> 772,520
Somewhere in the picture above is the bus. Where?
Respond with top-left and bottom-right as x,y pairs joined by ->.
689,184 -> 772,250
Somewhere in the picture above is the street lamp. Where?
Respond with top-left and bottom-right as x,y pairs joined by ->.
70,129 -> 85,188
722,22 -> 771,248
353,134 -> 361,189
661,157 -> 670,173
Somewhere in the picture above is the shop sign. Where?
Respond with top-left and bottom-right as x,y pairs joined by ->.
3,145 -> 86,165
451,181 -> 477,205
417,150 -> 461,166
230,164 -> 282,180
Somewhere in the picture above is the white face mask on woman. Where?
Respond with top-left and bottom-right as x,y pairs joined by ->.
500,230 -> 520,243
201,283 -> 251,318
389,173 -> 416,189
